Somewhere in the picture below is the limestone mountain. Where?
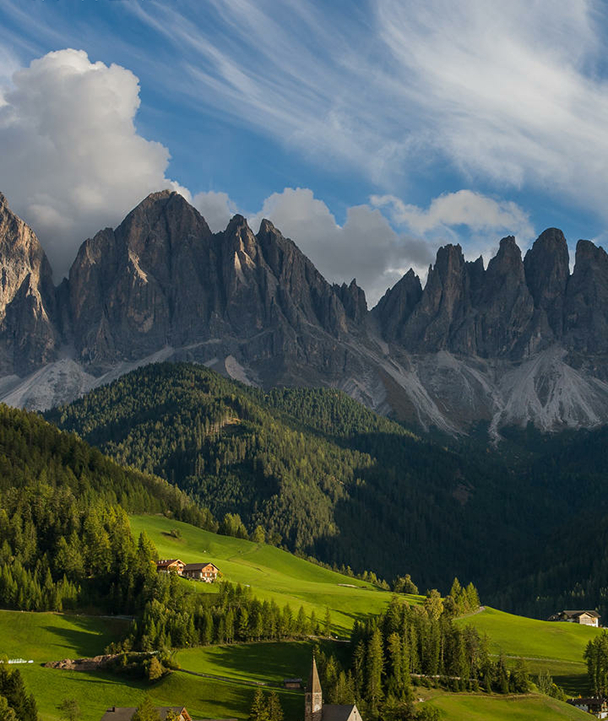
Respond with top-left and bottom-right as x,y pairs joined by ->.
2,188 -> 608,435
0,193 -> 58,375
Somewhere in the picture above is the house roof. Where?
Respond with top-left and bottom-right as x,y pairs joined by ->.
182,562 -> 219,572
322,705 -> 358,721
100,707 -> 190,721
562,610 -> 600,618
155,559 -> 183,568
568,697 -> 608,705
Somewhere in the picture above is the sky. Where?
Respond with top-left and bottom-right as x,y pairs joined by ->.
0,0 -> 607,305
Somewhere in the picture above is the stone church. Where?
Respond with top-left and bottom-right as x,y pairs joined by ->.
305,657 -> 362,721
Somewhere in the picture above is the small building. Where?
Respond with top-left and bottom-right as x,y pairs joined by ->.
548,610 -> 600,627
283,678 -> 302,689
305,656 -> 363,721
100,707 -> 191,721
155,559 -> 185,575
182,562 -> 220,582
567,697 -> 608,718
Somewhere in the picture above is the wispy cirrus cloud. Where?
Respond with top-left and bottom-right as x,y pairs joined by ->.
127,0 -> 608,221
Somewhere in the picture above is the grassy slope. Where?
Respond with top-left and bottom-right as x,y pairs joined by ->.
7,518 -> 601,721
0,610 -> 129,662
175,639 -> 349,686
129,514 -> 409,634
0,608 -> 297,721
460,607 -> 600,694
423,692 -> 589,720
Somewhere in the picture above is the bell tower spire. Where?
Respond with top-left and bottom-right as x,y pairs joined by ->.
305,655 -> 323,721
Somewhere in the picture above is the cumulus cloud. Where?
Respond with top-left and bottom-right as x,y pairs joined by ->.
192,190 -> 238,232
248,188 -> 432,305
245,187 -> 534,305
0,49 -> 188,278
371,191 -> 533,239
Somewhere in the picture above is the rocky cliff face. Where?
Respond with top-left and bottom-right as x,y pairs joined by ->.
2,188 -> 608,436
0,193 -> 57,374
66,191 -> 362,387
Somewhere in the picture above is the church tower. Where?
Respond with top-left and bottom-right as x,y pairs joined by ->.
305,656 -> 323,721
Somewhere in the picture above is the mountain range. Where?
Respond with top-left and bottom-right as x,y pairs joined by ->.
3,188 -> 608,435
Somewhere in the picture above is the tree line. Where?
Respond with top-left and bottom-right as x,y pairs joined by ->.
313,590 -> 530,721
0,665 -> 38,721
110,579 -> 332,653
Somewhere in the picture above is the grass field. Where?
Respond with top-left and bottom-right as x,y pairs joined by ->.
0,608 -> 299,721
5,515 -> 603,721
0,609 -> 129,662
460,607 -> 599,694
422,691 -> 590,720
129,514 -> 413,634
18,664 -> 301,721
175,639 -> 348,686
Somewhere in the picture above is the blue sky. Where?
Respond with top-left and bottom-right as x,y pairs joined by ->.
0,0 -> 607,303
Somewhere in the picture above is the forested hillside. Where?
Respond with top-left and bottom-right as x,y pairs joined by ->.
46,362 -> 608,616
0,403 -> 213,611
486,426 -> 608,618
46,363 -> 557,594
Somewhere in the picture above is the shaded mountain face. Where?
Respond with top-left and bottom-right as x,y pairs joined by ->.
0,193 -> 58,374
66,191 -> 361,387
2,188 -> 608,434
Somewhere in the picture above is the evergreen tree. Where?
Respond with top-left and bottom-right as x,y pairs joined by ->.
57,699 -> 80,721
131,697 -> 160,721
266,692 -> 283,721
248,689 -> 269,721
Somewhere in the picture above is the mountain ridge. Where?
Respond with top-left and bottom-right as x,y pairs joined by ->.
2,188 -> 608,434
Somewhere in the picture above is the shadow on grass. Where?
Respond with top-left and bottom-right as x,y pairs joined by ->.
41,615 -> 129,658
180,639 -> 350,686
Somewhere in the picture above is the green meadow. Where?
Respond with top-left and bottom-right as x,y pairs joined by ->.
4,516 -> 603,721
175,639 -> 348,686
460,607 -> 600,694
129,514 -> 410,634
0,609 -> 129,662
422,692 -> 590,720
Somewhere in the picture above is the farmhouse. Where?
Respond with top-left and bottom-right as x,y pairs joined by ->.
547,610 -> 600,627
100,707 -> 191,721
182,562 -> 220,582
283,677 -> 302,689
306,657 -> 363,721
566,697 -> 608,718
155,559 -> 185,574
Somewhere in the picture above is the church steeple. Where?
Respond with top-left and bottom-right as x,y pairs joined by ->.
305,656 -> 323,721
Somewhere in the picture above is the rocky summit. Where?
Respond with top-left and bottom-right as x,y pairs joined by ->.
2,189 -> 608,435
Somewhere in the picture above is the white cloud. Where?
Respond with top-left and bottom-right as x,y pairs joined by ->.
372,191 -> 534,240
0,49 -> 188,278
245,187 -> 534,305
248,188 -> 433,305
192,190 -> 238,232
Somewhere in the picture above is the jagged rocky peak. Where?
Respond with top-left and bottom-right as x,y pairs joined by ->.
0,192 -> 57,373
398,243 -> 473,353
524,228 -> 569,337
564,239 -> 608,355
69,190 -> 217,367
372,269 -> 422,341
254,216 -> 350,336
66,192 -> 355,375
475,235 -> 536,358
333,279 -> 367,324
